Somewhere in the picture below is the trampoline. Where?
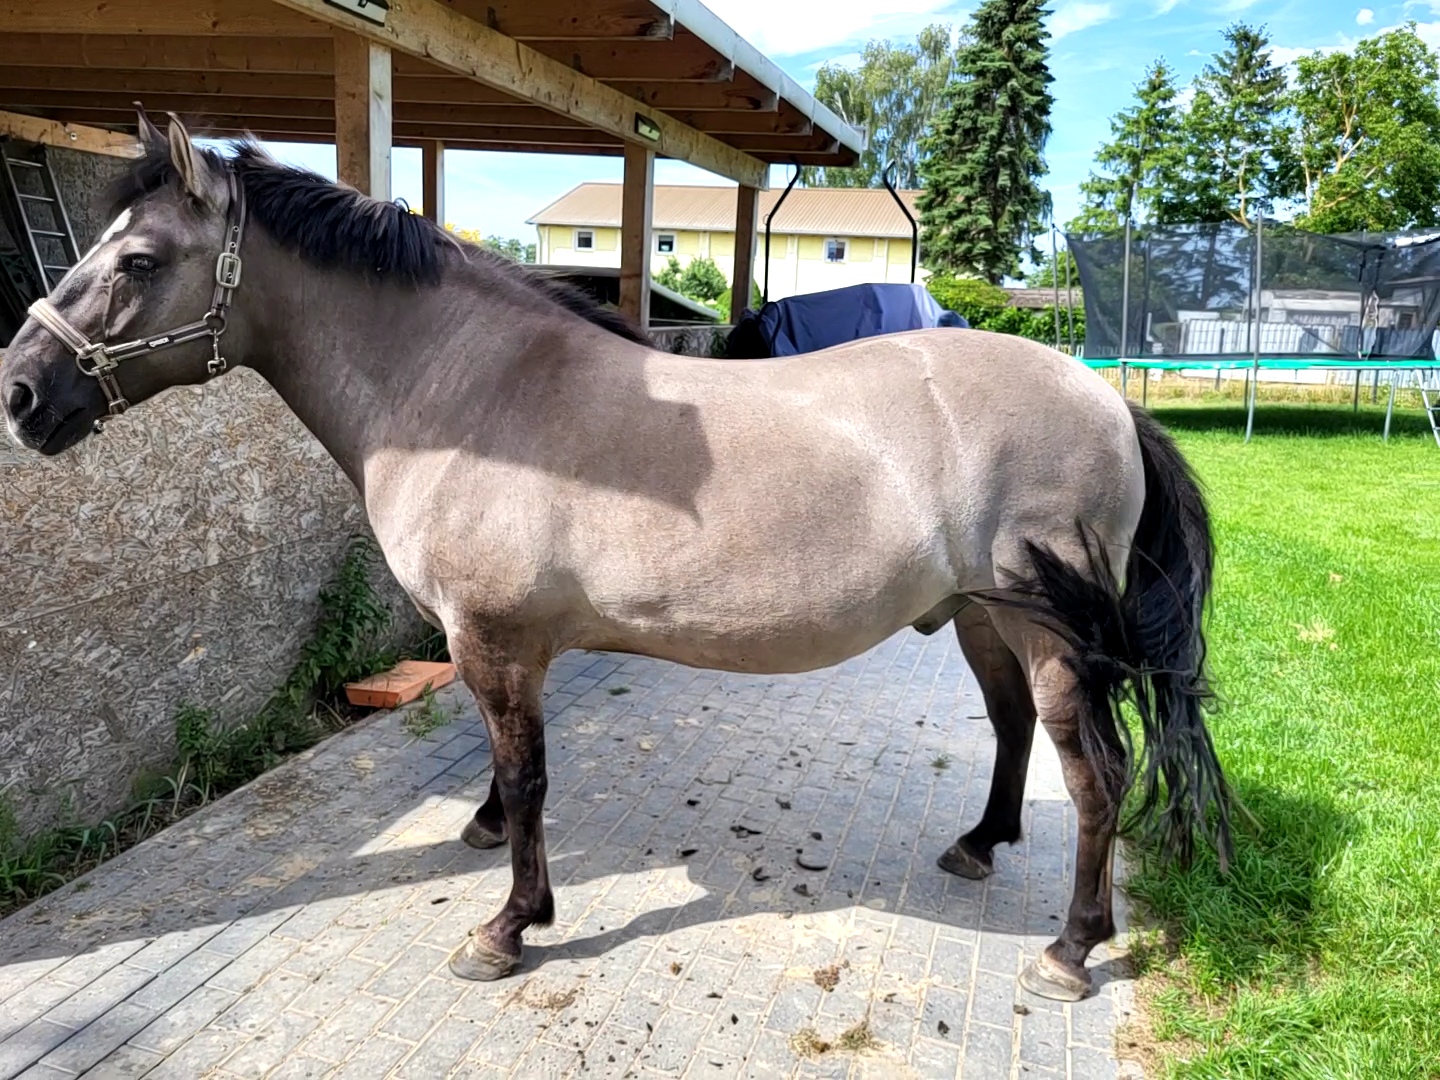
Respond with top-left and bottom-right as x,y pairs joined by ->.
1065,219 -> 1440,444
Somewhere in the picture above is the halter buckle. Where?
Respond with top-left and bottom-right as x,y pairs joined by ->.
215,251 -> 243,290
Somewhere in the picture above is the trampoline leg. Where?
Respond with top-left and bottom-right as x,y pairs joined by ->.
1120,363 -> 1129,399
1372,368 -> 1380,404
1215,367 -> 1222,392
1353,371 -> 1361,413
1142,368 -> 1149,407
1244,367 -> 1257,443
1384,377 -> 1396,442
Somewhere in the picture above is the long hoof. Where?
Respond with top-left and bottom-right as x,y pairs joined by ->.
937,840 -> 993,880
1019,952 -> 1092,1002
449,935 -> 522,981
461,818 -> 508,850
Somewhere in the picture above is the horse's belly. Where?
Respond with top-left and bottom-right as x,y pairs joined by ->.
583,563 -> 953,675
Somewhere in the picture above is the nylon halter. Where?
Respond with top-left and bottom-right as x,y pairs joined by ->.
26,170 -> 248,431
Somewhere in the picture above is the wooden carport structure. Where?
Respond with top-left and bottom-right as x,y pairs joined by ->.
0,0 -> 863,325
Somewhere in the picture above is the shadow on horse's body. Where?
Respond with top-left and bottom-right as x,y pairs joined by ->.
1,112 -> 1231,1002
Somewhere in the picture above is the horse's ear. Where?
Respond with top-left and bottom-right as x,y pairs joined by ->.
135,104 -> 165,153
164,113 -> 225,210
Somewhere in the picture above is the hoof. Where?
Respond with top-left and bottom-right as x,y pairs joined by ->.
461,818 -> 507,850
449,935 -> 522,981
1019,952 -> 1092,1002
937,841 -> 993,880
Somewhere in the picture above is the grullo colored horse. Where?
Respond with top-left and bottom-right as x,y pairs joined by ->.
2,113 -> 1230,1001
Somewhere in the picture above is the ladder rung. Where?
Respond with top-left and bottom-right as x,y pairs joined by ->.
16,192 -> 55,204
5,158 -> 43,169
28,228 -> 65,238
41,263 -> 71,272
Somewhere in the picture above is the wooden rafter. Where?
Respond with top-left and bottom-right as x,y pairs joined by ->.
265,0 -> 769,186
0,0 -> 327,37
0,108 -> 141,157
440,0 -> 674,40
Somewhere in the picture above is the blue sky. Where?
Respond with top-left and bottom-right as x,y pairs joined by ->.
258,0 -> 1440,242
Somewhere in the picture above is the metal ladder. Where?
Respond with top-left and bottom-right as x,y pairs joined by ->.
1421,370 -> 1440,449
0,138 -> 81,296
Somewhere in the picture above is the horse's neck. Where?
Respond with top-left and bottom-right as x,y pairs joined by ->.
239,244 -> 504,492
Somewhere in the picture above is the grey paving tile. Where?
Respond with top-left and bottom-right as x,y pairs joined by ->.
0,638 -> 1134,1080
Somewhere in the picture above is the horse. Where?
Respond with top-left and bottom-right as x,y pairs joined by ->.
1,112 -> 1231,1002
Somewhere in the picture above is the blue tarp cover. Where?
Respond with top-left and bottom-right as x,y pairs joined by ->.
730,282 -> 968,358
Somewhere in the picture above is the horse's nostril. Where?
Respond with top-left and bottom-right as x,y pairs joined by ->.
6,380 -> 35,420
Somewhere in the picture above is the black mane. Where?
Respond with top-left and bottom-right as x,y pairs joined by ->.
107,141 -> 651,345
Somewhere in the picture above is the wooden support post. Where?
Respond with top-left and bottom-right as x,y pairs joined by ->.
620,142 -> 654,328
333,31 -> 392,199
731,183 -> 759,320
422,140 -> 444,224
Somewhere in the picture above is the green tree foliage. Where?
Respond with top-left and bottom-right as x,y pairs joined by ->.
918,0 -> 1054,283
925,274 -> 1082,344
1073,60 -> 1186,231
1288,23 -> 1440,234
1024,249 -> 1079,288
805,25 -> 964,188
446,225 -> 536,263
1174,23 -> 1291,227
654,255 -> 727,304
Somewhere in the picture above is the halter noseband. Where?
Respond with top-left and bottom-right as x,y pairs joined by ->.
26,169 -> 248,431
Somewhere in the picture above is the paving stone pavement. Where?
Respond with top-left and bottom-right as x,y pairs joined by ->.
0,632 -> 1139,1079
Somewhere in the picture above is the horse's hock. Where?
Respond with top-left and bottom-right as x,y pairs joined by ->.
0,152 -> 418,841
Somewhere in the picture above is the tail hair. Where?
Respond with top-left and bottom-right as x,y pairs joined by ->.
976,405 -> 1233,869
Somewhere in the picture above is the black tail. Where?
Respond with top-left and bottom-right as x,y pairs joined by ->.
982,402 -> 1233,869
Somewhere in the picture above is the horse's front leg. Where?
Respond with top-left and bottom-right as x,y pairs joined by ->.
447,638 -> 553,981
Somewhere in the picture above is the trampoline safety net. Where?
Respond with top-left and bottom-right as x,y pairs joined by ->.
1066,222 -> 1440,362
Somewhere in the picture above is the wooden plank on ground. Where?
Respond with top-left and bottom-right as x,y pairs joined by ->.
345,660 -> 457,709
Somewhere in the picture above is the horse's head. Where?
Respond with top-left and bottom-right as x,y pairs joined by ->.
2,109 -> 246,455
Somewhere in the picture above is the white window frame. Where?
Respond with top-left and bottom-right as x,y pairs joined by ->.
824,237 -> 848,263
574,229 -> 595,251
656,233 -> 676,254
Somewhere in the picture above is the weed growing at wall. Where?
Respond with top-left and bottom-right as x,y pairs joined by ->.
0,535 -> 423,917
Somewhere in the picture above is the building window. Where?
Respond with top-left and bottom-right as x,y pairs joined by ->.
575,229 -> 594,250
824,238 -> 847,263
656,233 -> 676,254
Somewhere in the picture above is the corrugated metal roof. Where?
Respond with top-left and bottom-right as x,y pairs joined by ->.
529,183 -> 922,238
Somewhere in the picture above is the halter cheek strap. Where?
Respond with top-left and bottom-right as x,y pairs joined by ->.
26,170 -> 248,428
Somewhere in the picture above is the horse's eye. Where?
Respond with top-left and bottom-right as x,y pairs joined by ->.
119,254 -> 159,276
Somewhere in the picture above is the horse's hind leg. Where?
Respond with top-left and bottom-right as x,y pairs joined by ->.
988,606 -> 1120,1002
938,602 -> 1037,880
461,776 -> 509,850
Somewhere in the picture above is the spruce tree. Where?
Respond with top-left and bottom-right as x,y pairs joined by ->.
1073,60 -> 1186,232
918,0 -> 1054,283
1174,23 -> 1291,226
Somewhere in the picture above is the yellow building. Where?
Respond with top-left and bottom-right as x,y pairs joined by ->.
528,183 -> 922,303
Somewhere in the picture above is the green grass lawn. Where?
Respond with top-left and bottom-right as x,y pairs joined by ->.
1123,401 -> 1440,1079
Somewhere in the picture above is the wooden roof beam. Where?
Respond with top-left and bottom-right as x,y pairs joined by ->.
0,0 -> 327,37
528,33 -> 732,82
0,108 -> 141,157
440,0 -> 674,40
0,34 -> 334,74
0,90 -> 595,129
604,81 -> 777,112
266,0 -> 769,186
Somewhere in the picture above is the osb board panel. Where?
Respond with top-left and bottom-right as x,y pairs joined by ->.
0,536 -> 420,839
0,370 -> 368,628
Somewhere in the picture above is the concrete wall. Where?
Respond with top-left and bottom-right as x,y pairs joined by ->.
0,148 -> 419,840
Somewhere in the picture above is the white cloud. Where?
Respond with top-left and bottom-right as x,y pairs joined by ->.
1356,7 -> 1376,23
697,0 -> 955,57
1049,2 -> 1115,41
1155,0 -> 1182,12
